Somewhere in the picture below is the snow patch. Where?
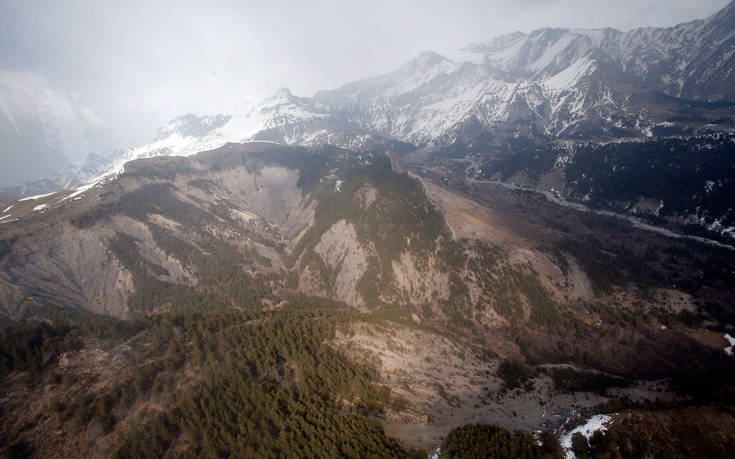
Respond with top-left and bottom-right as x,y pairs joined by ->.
18,191 -> 56,201
529,33 -> 577,73
2,205 -> 12,213
560,414 -> 612,459
724,333 -> 735,356
542,57 -> 596,94
709,218 -> 724,231
60,182 -> 97,201
33,203 -> 48,211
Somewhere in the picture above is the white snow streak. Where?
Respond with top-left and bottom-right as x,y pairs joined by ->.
724,333 -> 735,356
560,414 -> 612,459
60,182 -> 97,201
19,191 -> 56,201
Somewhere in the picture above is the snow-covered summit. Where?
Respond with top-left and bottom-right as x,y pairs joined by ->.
467,1 -> 735,101
312,1 -> 733,146
25,88 -> 346,192
152,114 -> 231,142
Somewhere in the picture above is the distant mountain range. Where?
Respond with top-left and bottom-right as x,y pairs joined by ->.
5,1 -> 734,236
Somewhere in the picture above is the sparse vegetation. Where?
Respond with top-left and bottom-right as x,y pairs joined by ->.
468,241 -> 568,330
291,164 -> 451,308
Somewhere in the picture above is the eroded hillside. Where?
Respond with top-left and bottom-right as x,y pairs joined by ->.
1,141 -> 734,457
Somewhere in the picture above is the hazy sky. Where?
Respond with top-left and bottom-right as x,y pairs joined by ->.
0,0 -> 730,163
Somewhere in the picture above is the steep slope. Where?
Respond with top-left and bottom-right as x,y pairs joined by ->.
0,143 -> 324,320
618,1 -> 735,101
469,1 -> 735,101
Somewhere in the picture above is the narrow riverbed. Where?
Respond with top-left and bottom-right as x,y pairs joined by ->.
469,178 -> 735,251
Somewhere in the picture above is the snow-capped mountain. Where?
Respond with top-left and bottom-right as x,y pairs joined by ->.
465,10 -> 735,102
2,89 -> 344,195
316,1 -> 735,147
112,89 -> 334,172
6,1 -> 734,197
461,1 -> 735,101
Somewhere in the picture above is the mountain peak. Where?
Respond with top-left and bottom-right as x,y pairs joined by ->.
274,87 -> 293,96
257,87 -> 300,108
270,87 -> 294,99
153,113 -> 231,141
412,50 -> 450,67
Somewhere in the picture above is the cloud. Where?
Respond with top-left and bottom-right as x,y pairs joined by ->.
0,70 -> 105,163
